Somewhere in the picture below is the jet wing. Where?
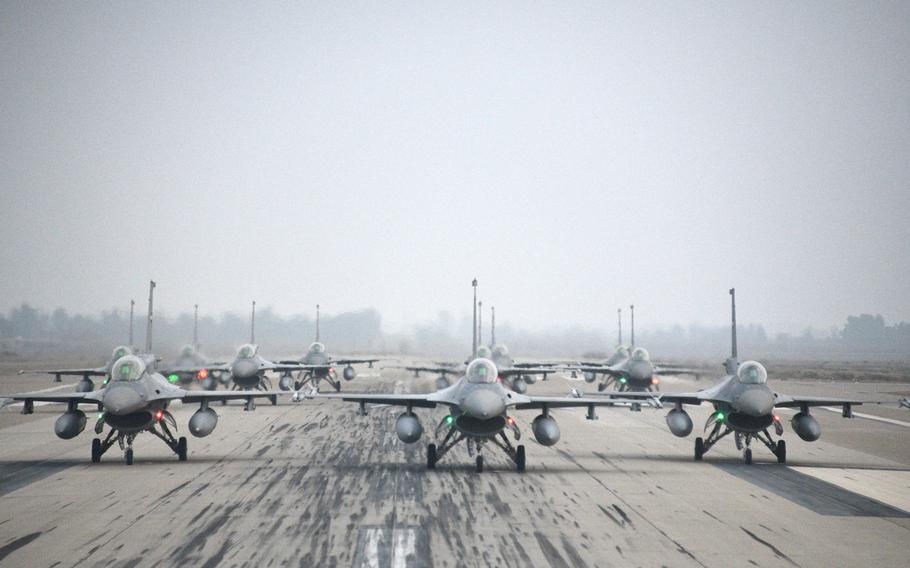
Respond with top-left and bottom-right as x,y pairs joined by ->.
654,365 -> 703,376
262,362 -> 322,373
585,390 -> 708,406
333,358 -> 380,366
309,392 -> 440,408
18,367 -> 107,377
498,367 -> 560,378
1,390 -> 104,405
390,365 -> 461,376
177,390 -> 289,404
772,394 -> 864,409
512,394 -> 658,410
558,365 -> 620,376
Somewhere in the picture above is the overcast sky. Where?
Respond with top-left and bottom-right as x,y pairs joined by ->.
1,2 -> 908,335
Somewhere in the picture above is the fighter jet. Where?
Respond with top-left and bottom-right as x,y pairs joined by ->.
277,305 -> 380,392
18,299 -> 140,392
486,307 -> 565,394
167,304 -> 223,386
298,281 -> 640,473
198,301 -> 316,394
567,305 -> 701,393
590,289 -> 864,464
1,282 -> 283,464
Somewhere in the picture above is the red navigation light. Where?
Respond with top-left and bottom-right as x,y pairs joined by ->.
651,376 -> 660,385
197,368 -> 209,380
506,416 -> 515,426
154,410 -> 164,421
773,414 -> 781,422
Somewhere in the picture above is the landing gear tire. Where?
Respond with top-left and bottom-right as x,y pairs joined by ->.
334,382 -> 341,392
516,445 -> 526,473
427,443 -> 437,469
177,437 -> 188,461
776,440 -> 786,464
125,448 -> 134,466
91,438 -> 102,463
744,448 -> 753,465
475,455 -> 484,473
694,437 -> 705,461
597,383 -> 606,392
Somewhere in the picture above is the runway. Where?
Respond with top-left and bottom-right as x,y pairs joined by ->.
1,362 -> 909,567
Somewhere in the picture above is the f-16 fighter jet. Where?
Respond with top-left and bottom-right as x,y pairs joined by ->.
590,289 -> 864,464
1,282 -> 283,464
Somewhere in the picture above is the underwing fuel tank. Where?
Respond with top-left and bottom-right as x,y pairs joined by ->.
342,366 -> 357,381
531,415 -> 560,446
396,412 -> 423,443
791,412 -> 821,442
55,410 -> 87,439
189,408 -> 218,437
665,408 -> 693,437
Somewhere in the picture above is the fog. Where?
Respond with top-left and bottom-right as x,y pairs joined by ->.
2,3 -> 908,338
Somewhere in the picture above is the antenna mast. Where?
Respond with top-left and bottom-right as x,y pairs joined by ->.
129,299 -> 135,347
630,304 -> 635,348
490,306 -> 496,347
316,304 -> 320,342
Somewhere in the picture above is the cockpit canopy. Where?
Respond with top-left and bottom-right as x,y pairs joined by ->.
308,342 -> 325,354
111,355 -> 145,382
615,346 -> 629,358
476,345 -> 492,358
737,361 -> 768,385
111,345 -> 133,362
492,344 -> 509,357
237,344 -> 257,359
181,344 -> 196,357
466,358 -> 498,384
631,347 -> 650,362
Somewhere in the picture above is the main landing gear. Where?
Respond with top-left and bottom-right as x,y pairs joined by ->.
428,417 -> 526,473
91,418 -> 188,465
295,370 -> 342,393
695,424 -> 787,464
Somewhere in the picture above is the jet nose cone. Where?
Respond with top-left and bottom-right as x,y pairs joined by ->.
735,388 -> 775,417
232,359 -> 259,380
103,385 -> 144,415
462,389 -> 505,420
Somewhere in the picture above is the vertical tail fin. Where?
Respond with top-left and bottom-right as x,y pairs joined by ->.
730,288 -> 737,360
629,304 -> 635,348
315,304 -> 320,342
617,308 -> 622,346
478,301 -> 483,347
145,281 -> 155,353
193,304 -> 199,349
490,306 -> 496,347
129,299 -> 135,347
251,300 -> 256,344
725,288 -> 739,375
471,279 -> 478,358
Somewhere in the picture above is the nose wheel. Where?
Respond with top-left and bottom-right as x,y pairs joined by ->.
475,455 -> 484,473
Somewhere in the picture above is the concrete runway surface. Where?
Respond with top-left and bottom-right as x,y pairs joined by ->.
1,361 -> 909,567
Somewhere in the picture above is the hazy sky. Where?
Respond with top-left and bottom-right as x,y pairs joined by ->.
1,2 -> 908,335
